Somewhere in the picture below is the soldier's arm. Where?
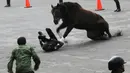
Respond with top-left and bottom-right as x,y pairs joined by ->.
30,48 -> 41,71
39,39 -> 44,47
7,49 -> 16,73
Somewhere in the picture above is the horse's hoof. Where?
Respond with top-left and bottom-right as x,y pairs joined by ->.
115,30 -> 123,36
64,40 -> 68,43
118,31 -> 123,36
58,32 -> 63,38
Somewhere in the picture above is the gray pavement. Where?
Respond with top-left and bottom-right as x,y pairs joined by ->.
0,0 -> 130,73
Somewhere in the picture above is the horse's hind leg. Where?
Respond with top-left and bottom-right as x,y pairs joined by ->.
105,27 -> 112,38
98,32 -> 109,40
98,19 -> 112,38
87,29 -> 110,40
87,30 -> 101,40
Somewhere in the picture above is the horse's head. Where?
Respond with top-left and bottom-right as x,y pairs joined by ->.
51,3 -> 68,25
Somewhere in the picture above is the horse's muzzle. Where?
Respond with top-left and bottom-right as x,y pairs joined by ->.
54,20 -> 58,24
54,18 -> 60,25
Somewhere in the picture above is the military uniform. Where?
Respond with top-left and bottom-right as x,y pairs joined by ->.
38,30 -> 64,52
7,45 -> 40,73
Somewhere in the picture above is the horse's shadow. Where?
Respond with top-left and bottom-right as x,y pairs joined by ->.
58,39 -> 111,51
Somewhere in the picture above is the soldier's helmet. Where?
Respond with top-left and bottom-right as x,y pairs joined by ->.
17,37 -> 26,45
38,31 -> 46,37
38,31 -> 43,35
108,56 -> 126,70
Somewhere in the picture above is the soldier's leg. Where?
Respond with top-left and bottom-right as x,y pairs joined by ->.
114,0 -> 121,12
5,0 -> 11,7
7,0 -> 10,6
45,28 -> 64,50
46,28 -> 58,40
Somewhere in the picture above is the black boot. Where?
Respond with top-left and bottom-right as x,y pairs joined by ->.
5,0 -> 11,7
114,9 -> 121,12
4,5 -> 11,7
114,0 -> 121,12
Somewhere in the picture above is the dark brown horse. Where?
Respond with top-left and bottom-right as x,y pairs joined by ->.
51,2 -> 121,41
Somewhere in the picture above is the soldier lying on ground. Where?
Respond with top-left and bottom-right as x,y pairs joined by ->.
38,28 -> 64,52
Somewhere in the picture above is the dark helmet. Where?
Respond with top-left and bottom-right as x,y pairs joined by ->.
38,31 -> 46,36
108,56 -> 126,70
17,37 -> 26,45
38,31 -> 46,40
38,31 -> 43,35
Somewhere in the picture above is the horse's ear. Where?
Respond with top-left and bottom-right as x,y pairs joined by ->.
57,3 -> 60,6
59,0 -> 63,3
51,5 -> 54,8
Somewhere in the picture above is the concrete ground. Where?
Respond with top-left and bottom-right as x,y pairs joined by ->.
0,0 -> 130,73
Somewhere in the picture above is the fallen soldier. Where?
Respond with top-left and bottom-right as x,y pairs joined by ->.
38,28 -> 64,52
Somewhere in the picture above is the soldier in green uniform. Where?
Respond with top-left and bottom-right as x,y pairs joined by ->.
7,37 -> 41,73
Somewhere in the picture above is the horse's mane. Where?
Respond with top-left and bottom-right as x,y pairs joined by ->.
59,2 -> 99,19
62,2 -> 82,12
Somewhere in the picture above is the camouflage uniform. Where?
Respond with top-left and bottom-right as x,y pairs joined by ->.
7,45 -> 40,73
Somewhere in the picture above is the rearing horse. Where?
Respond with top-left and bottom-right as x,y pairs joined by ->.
51,2 -> 121,41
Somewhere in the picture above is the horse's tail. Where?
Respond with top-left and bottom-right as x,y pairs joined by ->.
112,30 -> 123,37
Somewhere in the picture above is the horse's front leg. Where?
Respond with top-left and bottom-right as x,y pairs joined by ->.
56,23 -> 67,38
63,25 -> 74,38
58,25 -> 73,43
